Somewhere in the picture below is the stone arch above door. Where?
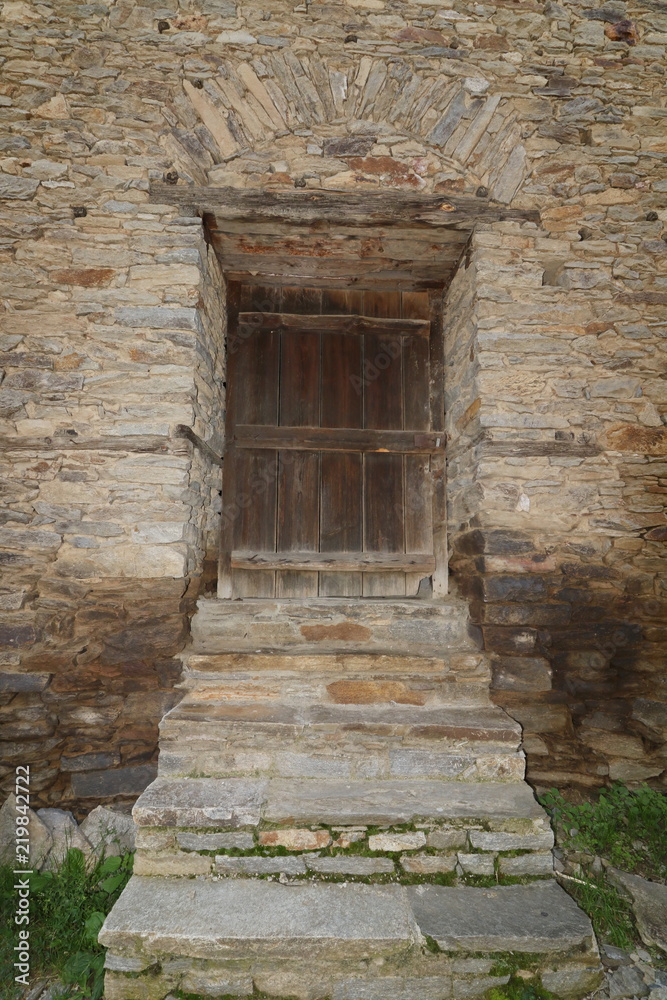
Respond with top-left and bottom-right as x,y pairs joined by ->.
160,57 -> 527,205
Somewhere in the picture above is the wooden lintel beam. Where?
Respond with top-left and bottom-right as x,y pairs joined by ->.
238,312 -> 430,336
231,551 -> 436,573
149,185 -> 541,228
234,426 -> 445,454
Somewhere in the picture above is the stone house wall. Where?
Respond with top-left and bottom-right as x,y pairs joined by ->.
445,223 -> 666,790
0,0 -> 665,808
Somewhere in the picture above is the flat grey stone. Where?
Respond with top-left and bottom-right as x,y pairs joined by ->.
407,882 -> 595,952
100,876 -> 417,960
541,966 -> 604,997
80,806 -> 135,857
37,808 -> 93,869
608,868 -> 667,954
427,829 -> 468,850
401,854 -> 457,874
181,971 -> 253,996
306,856 -> 394,875
333,977 -> 451,999
104,953 -> 151,972
215,855 -> 306,874
0,671 -> 51,692
133,777 -> 266,828
115,306 -> 201,331
0,176 -> 39,199
71,765 -> 156,799
177,831 -> 255,851
608,965 -> 650,999
458,853 -> 495,875
498,853 -> 553,876
454,975 -> 511,998
469,830 -> 554,851
264,779 -> 546,826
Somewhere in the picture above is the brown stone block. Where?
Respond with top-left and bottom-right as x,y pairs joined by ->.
579,729 -> 646,759
506,703 -> 572,735
483,575 -> 548,602
606,425 -> 667,456
326,680 -> 427,706
491,656 -> 552,693
481,604 -> 572,628
259,829 -> 331,850
474,33 -> 508,49
482,626 -> 540,655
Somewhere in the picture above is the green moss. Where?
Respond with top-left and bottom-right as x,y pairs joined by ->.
489,952 -> 543,976
539,783 -> 667,880
486,981 -> 555,1000
423,934 -> 442,954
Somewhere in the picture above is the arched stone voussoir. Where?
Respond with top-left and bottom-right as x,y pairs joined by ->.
162,59 -> 526,204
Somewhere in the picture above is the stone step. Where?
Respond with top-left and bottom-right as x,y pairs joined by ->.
179,659 -> 492,708
190,597 -> 480,655
133,773 -> 554,878
132,775 -> 549,831
158,700 -> 524,781
101,877 -> 602,1000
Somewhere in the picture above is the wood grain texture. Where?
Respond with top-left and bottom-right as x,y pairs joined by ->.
239,313 -> 430,336
234,426 -> 444,453
232,551 -> 435,571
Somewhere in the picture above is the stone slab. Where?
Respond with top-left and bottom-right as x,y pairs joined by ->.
607,868 -> 667,954
177,831 -> 255,851
469,830 -> 554,851
264,779 -> 547,826
407,882 -> 596,952
128,777 -> 548,831
215,855 -> 306,875
191,597 -> 478,655
306,856 -> 395,875
99,877 -> 418,960
333,978 -> 451,999
133,777 -> 266,827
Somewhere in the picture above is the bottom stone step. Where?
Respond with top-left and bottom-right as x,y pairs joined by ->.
101,878 -> 602,1000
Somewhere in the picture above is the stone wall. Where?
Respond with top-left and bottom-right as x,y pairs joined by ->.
445,222 -> 667,790
0,0 -> 665,804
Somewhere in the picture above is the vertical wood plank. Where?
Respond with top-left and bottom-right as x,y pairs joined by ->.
276,450 -> 319,597
280,330 -> 320,427
218,282 -> 241,598
402,291 -> 432,594
233,449 -> 278,597
230,284 -> 281,596
404,454 -> 433,596
429,290 -> 448,597
362,290 -> 404,594
320,452 -> 362,597
277,286 -> 321,595
363,452 -> 405,596
320,289 -> 363,596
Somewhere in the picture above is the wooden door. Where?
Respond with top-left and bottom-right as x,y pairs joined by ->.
219,283 -> 446,599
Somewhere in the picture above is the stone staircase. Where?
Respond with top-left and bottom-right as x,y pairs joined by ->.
101,598 -> 602,1000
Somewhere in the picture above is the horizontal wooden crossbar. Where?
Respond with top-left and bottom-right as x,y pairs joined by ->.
231,551 -> 436,572
233,426 -> 444,454
237,312 -> 430,336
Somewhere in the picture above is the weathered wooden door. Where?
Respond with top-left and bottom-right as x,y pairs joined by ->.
219,283 -> 446,599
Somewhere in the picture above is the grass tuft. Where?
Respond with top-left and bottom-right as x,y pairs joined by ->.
0,848 -> 133,1000
539,783 -> 667,880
